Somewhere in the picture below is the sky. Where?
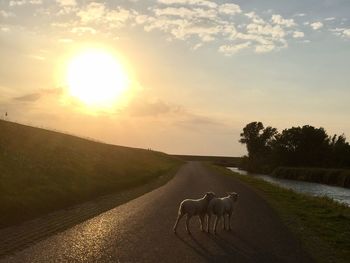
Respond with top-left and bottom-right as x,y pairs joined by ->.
0,0 -> 350,156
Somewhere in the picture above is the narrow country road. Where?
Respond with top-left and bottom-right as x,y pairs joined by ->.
1,162 -> 313,263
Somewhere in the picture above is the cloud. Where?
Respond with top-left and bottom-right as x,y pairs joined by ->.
9,0 -> 26,6
12,88 -> 62,103
219,42 -> 251,56
310,21 -> 323,30
1,26 -> 10,32
0,10 -> 15,18
157,0 -> 218,9
138,2 -> 296,54
9,0 -> 41,6
218,3 -> 241,15
246,23 -> 285,39
29,0 -> 42,4
58,38 -> 74,43
14,93 -> 41,102
153,7 -> 218,19
271,14 -> 296,27
56,0 -> 76,6
342,29 -> 350,37
331,28 -> 350,38
27,54 -> 46,60
293,31 -> 304,38
76,2 -> 136,29
255,43 -> 276,53
8,0 -> 350,57
127,99 -> 183,117
77,2 -> 105,24
71,26 -> 96,35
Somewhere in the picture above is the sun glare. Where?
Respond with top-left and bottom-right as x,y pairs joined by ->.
66,49 -> 129,108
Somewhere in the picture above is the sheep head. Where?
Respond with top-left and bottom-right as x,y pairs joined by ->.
228,192 -> 239,201
204,192 -> 216,201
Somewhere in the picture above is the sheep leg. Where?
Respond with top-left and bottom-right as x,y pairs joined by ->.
214,216 -> 219,234
173,212 -> 184,233
220,215 -> 225,231
225,214 -> 229,230
228,212 -> 232,231
199,215 -> 205,232
186,215 -> 192,234
207,214 -> 211,233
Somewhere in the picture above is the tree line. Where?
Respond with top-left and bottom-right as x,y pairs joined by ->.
239,122 -> 350,173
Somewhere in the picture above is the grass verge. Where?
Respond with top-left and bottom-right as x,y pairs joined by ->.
212,165 -> 350,263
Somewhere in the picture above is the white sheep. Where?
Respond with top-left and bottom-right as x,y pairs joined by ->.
173,192 -> 216,234
207,192 -> 239,234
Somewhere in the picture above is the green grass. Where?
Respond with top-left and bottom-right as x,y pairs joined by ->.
212,165 -> 350,263
272,167 -> 350,188
0,120 -> 182,228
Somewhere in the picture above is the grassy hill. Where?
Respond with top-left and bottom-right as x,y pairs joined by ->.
0,120 -> 181,228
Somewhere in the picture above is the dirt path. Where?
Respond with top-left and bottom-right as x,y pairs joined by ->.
1,162 -> 313,262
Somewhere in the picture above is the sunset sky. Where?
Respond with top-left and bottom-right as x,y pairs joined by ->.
1,0 -> 350,156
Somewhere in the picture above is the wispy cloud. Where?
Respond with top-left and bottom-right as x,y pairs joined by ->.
9,0 -> 42,6
310,21 -> 324,30
219,42 -> 251,56
271,14 -> 296,27
13,93 -> 41,102
293,31 -> 304,38
56,0 -> 76,6
331,27 -> 350,38
2,0 -> 350,56
0,10 -> 15,17
158,0 -> 218,9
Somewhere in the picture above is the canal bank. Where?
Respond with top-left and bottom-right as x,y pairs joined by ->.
228,167 -> 350,206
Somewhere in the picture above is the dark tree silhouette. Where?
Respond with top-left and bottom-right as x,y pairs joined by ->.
274,126 -> 331,167
239,122 -> 350,172
239,122 -> 277,172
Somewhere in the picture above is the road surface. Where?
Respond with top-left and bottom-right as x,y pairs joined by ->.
1,162 -> 313,262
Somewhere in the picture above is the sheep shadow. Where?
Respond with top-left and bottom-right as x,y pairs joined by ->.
208,230 -> 283,263
206,232 -> 253,262
174,230 -> 257,263
174,232 -> 216,262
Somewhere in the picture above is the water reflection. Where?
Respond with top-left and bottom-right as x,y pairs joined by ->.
227,167 -> 350,206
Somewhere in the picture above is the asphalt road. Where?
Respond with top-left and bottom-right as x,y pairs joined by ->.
1,162 -> 313,263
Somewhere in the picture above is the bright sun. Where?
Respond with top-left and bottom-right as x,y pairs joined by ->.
66,49 -> 129,107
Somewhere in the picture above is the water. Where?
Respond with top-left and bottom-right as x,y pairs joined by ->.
227,167 -> 350,206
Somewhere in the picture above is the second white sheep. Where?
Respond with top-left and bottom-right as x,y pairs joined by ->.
207,192 -> 239,234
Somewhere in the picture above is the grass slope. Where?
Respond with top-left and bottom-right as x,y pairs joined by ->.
212,165 -> 350,263
0,120 -> 181,228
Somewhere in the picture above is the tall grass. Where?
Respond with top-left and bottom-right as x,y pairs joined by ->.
272,167 -> 350,188
0,120 -> 181,228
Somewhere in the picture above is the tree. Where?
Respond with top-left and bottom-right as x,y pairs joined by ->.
239,122 -> 277,171
330,134 -> 350,167
274,125 -> 331,167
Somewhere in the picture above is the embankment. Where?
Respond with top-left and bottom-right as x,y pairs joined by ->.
0,120 -> 181,228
